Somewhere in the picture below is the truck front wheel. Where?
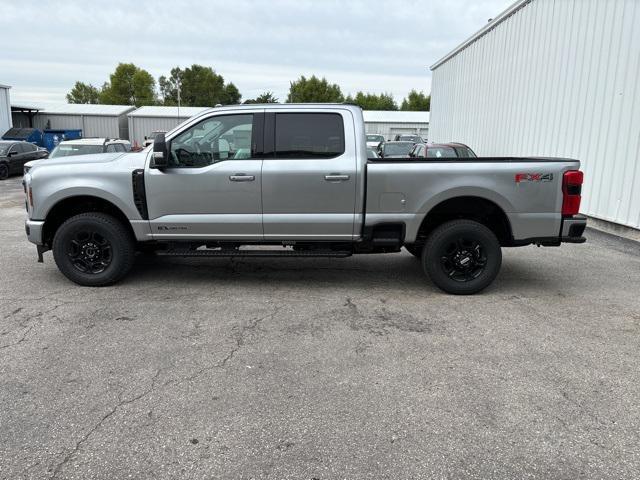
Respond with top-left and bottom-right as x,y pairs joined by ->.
422,219 -> 502,295
52,213 -> 135,286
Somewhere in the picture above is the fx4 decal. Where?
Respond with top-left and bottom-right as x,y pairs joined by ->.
515,173 -> 554,183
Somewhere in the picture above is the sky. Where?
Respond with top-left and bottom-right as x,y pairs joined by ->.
2,0 -> 513,105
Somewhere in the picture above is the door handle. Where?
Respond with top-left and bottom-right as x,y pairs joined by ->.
324,174 -> 350,182
229,174 -> 255,182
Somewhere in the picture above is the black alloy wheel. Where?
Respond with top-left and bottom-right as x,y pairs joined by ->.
422,219 -> 502,295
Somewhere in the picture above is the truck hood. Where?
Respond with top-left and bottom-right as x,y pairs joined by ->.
26,152 -> 125,169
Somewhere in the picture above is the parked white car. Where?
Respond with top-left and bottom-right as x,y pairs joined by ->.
49,138 -> 131,158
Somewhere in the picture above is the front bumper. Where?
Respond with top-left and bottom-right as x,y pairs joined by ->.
560,214 -> 587,243
25,219 -> 45,245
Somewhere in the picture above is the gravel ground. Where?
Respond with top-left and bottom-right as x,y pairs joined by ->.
1,176 -> 639,479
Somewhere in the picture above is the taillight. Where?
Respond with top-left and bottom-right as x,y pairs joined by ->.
562,170 -> 583,216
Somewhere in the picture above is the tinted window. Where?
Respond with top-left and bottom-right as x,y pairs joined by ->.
106,144 -> 117,152
383,142 -> 413,156
275,113 -> 344,159
10,143 -> 23,154
427,146 -> 457,159
170,114 -> 254,167
22,143 -> 36,152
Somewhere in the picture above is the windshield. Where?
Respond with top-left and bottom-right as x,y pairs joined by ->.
366,135 -> 384,142
384,143 -> 413,156
50,144 -> 104,158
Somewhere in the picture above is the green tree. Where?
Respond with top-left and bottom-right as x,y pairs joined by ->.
243,91 -> 279,104
400,90 -> 430,111
286,75 -> 344,103
66,81 -> 100,104
99,63 -> 156,105
345,91 -> 397,110
159,65 -> 240,106
158,67 -> 184,106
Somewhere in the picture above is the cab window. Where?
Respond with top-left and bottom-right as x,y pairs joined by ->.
169,114 -> 254,167
274,113 -> 344,159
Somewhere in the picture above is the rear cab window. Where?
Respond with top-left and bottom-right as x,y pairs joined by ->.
274,113 -> 345,159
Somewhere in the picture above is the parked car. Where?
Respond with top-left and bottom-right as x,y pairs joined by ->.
49,138 -> 132,159
23,104 -> 586,295
0,141 -> 48,180
394,134 -> 424,143
143,131 -> 167,148
366,148 -> 379,158
365,134 -> 385,152
380,141 -> 415,158
409,142 -> 477,159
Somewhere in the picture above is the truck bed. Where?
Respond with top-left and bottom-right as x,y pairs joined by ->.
365,157 -> 581,243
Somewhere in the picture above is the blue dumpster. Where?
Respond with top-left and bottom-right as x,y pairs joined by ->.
42,129 -> 83,151
2,127 -> 43,146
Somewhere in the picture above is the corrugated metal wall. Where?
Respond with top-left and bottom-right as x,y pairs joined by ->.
128,116 -> 190,146
0,87 -> 11,134
33,114 -> 121,138
430,0 -> 640,229
365,122 -> 429,141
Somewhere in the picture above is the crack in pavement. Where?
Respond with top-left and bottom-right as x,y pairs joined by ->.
0,302 -> 70,352
169,306 -> 281,387
49,369 -> 162,479
0,325 -> 33,350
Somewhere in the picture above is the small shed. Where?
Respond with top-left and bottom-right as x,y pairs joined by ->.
12,103 -> 135,139
128,106 -> 209,147
0,84 -> 12,135
363,110 -> 430,141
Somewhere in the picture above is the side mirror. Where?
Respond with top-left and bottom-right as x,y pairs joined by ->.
151,133 -> 168,168
8,151 -> 16,157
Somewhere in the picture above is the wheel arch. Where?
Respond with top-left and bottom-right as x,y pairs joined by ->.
42,195 -> 135,246
413,195 -> 514,247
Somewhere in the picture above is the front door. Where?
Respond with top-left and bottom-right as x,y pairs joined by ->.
261,110 -> 357,240
145,111 -> 264,240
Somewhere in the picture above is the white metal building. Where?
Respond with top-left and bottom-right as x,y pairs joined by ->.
128,106 -> 209,147
429,0 -> 640,230
0,84 -> 12,135
12,103 -> 135,139
363,110 -> 430,141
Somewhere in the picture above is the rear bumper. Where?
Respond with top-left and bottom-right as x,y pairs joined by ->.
560,214 -> 587,243
510,215 -> 587,246
25,219 -> 44,245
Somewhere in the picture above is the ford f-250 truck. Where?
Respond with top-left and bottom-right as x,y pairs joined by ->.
23,104 -> 586,294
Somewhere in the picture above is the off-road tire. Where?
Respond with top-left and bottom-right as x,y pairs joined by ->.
422,219 -> 502,295
52,212 -> 135,286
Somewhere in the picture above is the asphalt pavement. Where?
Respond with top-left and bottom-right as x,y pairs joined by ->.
1,176 -> 639,479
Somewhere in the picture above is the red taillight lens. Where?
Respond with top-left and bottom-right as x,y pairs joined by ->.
562,170 -> 583,216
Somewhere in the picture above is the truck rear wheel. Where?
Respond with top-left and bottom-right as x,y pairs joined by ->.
422,219 -> 502,295
52,213 -> 135,286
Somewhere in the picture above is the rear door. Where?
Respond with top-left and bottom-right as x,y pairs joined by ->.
261,109 -> 357,240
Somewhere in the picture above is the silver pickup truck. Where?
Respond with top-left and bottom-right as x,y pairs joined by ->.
23,104 -> 586,294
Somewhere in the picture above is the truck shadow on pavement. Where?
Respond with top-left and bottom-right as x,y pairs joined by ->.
122,252 -> 576,296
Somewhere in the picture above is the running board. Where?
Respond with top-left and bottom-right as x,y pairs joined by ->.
156,249 -> 352,258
